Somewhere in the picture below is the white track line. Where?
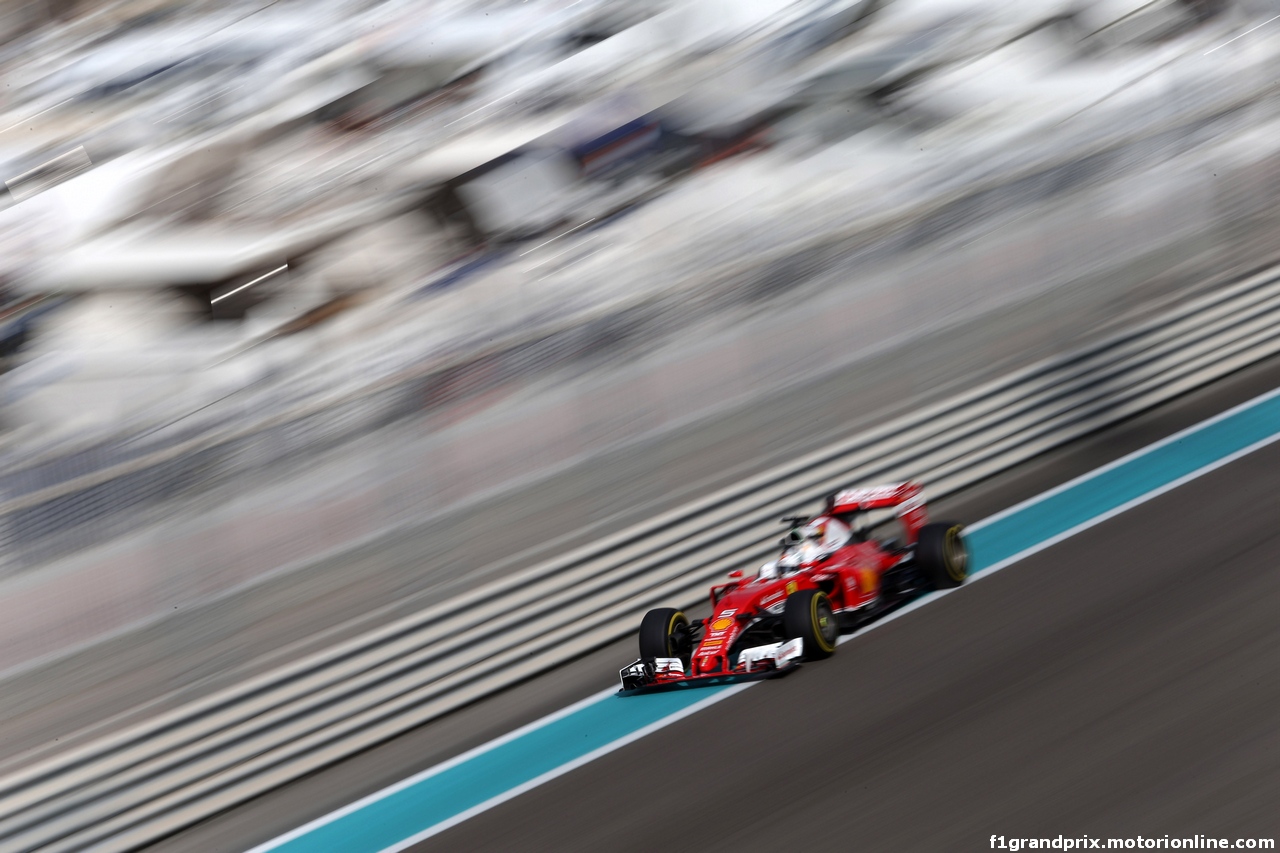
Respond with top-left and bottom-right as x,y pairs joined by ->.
374,684 -> 754,853
252,387 -> 1280,853
968,383 -> 1280,531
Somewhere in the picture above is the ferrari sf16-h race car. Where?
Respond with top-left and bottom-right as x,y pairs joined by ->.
619,482 -> 968,694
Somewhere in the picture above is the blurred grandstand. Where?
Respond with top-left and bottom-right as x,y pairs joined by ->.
2,0 -> 1280,573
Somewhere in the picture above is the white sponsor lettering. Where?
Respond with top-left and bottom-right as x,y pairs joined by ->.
774,638 -> 804,666
738,638 -> 804,672
834,483 -> 906,506
654,657 -> 685,676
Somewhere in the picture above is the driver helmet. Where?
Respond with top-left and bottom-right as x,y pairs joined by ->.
793,523 -> 824,562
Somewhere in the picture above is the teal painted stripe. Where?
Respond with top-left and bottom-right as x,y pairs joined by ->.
261,687 -> 735,853
966,391 -> 1280,569
254,386 -> 1280,853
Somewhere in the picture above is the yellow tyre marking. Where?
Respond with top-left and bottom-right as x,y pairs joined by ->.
667,611 -> 686,656
811,593 -> 836,652
945,526 -> 968,582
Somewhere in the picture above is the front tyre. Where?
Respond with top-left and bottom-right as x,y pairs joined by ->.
783,589 -> 838,660
638,607 -> 692,661
916,522 -> 968,589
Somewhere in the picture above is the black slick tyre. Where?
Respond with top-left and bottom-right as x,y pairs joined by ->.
638,607 -> 692,660
916,522 -> 968,589
783,589 -> 838,660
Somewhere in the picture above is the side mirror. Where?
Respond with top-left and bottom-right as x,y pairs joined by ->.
727,569 -> 744,579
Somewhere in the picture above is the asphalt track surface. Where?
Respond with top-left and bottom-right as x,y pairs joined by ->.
0,246 -> 1214,762
418,419 -> 1280,851
152,356 -> 1280,853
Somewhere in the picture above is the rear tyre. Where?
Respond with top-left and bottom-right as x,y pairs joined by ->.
916,522 -> 968,589
783,589 -> 838,660
638,608 -> 692,661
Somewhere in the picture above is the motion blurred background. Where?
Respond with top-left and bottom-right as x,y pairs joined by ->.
0,0 -> 1279,849
5,0 -> 1280,590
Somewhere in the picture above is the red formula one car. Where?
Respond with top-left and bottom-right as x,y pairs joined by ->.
619,482 -> 968,694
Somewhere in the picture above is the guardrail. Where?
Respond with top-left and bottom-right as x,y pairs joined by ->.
2,259 -> 1280,851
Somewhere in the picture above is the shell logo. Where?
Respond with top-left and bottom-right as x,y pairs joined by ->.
711,617 -> 734,632
785,581 -> 799,595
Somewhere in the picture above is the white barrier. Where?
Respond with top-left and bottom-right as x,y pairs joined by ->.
4,259 -> 1280,851
2,125 -> 1280,675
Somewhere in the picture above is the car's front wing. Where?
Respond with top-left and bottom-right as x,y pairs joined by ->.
617,638 -> 803,695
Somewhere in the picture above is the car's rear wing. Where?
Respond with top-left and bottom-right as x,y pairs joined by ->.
827,481 -> 922,513
826,481 -> 928,540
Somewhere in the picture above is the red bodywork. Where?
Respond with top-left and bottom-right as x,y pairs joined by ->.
629,482 -> 930,691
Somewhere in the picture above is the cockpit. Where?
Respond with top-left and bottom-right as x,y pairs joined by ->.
757,516 -> 852,579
